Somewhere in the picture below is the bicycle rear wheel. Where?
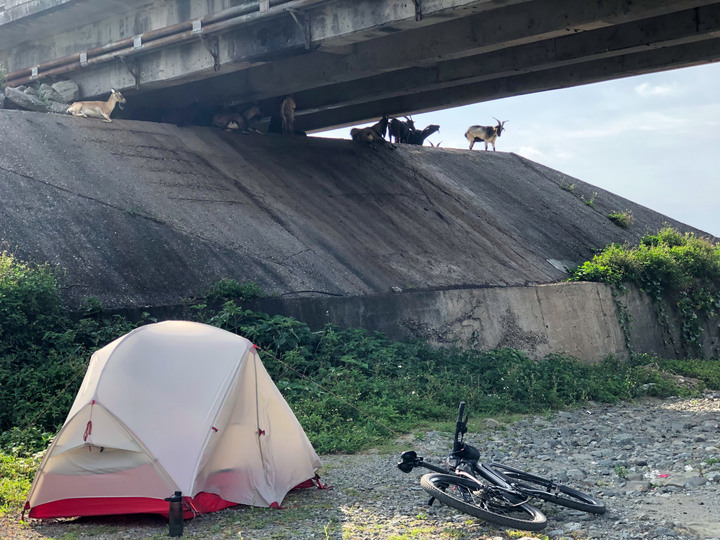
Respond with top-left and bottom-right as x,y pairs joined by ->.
420,473 -> 547,531
485,463 -> 606,514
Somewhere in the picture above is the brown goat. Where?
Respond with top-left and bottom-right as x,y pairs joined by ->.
280,95 -> 296,135
66,89 -> 126,122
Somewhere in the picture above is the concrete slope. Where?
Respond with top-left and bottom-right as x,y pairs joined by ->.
0,110 -> 712,309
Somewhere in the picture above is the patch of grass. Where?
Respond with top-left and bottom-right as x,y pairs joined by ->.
560,183 -> 575,193
0,453 -> 40,516
607,210 -> 634,229
388,526 -> 437,539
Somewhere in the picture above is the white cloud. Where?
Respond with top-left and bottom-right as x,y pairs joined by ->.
516,146 -> 544,160
635,82 -> 682,97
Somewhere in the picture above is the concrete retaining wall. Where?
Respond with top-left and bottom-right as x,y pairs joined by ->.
254,282 -> 720,362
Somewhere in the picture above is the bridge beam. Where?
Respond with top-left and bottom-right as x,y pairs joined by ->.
296,37 -> 720,132
291,4 -> 720,117
2,0 -> 719,131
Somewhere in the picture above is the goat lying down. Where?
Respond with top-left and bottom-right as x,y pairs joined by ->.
212,105 -> 263,132
351,115 -> 394,148
465,118 -> 507,151
66,89 -> 126,122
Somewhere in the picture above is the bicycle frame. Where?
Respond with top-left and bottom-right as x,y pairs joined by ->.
397,402 -> 529,505
398,401 -> 605,517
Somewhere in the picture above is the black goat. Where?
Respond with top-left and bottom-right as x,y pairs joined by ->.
388,116 -> 415,144
408,124 -> 440,146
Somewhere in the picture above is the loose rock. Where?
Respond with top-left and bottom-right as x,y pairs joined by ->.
2,394 -> 719,539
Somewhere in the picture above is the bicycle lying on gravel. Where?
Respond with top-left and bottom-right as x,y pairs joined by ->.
397,401 -> 605,531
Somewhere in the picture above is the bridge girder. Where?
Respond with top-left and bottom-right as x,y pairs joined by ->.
2,0 -> 719,130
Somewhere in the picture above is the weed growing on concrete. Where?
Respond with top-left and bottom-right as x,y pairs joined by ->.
581,191 -> 598,208
607,210 -> 634,228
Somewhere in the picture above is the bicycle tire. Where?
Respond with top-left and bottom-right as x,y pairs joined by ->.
485,463 -> 606,514
420,473 -> 547,531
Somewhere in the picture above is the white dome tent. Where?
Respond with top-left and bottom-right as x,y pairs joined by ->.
25,321 -> 321,519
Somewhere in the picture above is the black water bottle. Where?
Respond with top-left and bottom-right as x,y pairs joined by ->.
165,491 -> 183,537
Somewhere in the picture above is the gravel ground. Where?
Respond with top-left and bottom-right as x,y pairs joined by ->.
2,394 -> 719,540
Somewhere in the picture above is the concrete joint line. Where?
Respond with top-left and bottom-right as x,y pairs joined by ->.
119,56 -> 141,89
288,9 -> 311,49
200,36 -> 221,71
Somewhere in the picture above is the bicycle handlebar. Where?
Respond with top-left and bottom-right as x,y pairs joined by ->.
454,401 -> 467,450
456,402 -> 465,424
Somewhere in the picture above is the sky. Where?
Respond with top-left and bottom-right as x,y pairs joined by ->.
315,62 -> 720,238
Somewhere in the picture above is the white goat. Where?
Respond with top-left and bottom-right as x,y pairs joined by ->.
464,118 -> 508,151
66,89 -> 126,122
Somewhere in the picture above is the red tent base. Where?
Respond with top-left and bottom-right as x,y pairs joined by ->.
26,477 -> 326,520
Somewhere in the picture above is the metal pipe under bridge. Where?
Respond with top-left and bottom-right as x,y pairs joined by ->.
2,0 -> 720,131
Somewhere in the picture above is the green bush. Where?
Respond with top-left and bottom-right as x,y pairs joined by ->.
3,258 -> 720,457
570,228 -> 720,352
0,250 -> 66,352
203,278 -> 264,305
0,251 -> 140,439
0,453 -> 40,516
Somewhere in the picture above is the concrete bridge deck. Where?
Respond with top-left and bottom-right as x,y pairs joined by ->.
2,0 -> 720,131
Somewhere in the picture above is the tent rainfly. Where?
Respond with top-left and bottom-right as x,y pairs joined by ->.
24,321 -> 322,519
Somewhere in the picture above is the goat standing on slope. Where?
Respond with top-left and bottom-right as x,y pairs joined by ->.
66,89 -> 126,122
280,95 -> 296,135
388,116 -> 415,144
464,118 -> 508,151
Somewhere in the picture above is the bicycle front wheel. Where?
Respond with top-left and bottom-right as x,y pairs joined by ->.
486,463 -> 606,514
420,473 -> 547,531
